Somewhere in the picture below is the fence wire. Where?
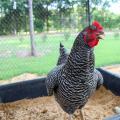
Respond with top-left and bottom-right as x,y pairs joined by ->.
0,0 -> 120,81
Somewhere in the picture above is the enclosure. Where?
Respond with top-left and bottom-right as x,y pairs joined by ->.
0,0 -> 120,120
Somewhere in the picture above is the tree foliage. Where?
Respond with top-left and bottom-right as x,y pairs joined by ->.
0,0 -> 119,35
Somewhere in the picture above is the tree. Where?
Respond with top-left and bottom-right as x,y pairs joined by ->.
33,2 -> 46,32
94,9 -> 120,30
0,0 -> 28,34
0,0 -> 119,35
55,0 -> 73,30
33,0 -> 54,32
28,0 -> 36,56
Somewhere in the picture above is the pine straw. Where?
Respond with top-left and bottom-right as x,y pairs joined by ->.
0,86 -> 120,120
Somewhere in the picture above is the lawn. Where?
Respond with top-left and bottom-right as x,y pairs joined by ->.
0,33 -> 120,80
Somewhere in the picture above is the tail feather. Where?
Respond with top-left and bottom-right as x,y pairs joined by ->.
60,42 -> 64,48
59,42 -> 67,55
57,42 -> 69,65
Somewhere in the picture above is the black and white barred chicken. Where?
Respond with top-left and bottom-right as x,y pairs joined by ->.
46,21 -> 104,120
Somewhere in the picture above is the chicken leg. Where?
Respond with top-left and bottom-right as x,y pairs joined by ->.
68,114 -> 72,120
79,109 -> 85,120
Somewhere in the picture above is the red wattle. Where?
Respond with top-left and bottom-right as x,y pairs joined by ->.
87,40 -> 99,48
83,35 -> 99,48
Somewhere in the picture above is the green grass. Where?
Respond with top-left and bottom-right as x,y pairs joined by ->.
0,33 -> 120,80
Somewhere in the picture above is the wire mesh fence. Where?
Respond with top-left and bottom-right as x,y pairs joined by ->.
0,0 -> 120,81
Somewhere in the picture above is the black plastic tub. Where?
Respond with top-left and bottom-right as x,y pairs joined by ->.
0,77 -> 48,103
98,68 -> 120,96
104,114 -> 120,120
0,68 -> 120,103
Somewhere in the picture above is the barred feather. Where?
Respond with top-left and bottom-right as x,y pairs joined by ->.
46,28 -> 103,114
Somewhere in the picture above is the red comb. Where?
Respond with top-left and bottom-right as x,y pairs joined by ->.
92,21 -> 103,29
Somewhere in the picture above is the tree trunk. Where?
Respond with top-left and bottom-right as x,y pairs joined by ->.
28,0 -> 36,56
46,4 -> 49,32
59,10 -> 63,32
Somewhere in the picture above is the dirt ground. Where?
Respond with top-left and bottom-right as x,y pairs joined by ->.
0,65 -> 120,120
0,73 -> 46,85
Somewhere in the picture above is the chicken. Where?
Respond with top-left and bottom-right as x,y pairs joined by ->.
46,21 -> 104,120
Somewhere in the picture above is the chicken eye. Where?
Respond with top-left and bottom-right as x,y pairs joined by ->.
90,25 -> 97,30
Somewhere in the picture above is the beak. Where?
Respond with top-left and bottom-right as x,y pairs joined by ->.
97,31 -> 105,39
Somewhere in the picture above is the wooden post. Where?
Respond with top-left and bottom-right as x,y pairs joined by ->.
88,0 -> 91,26
86,0 -> 91,26
28,0 -> 36,56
